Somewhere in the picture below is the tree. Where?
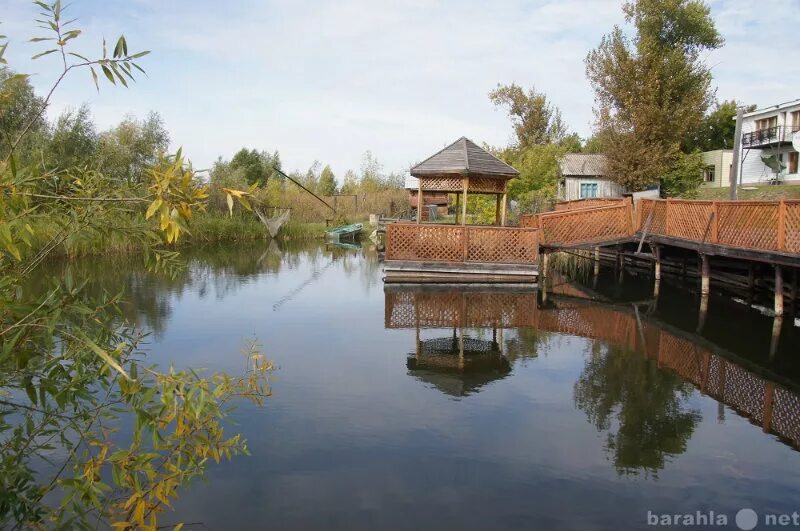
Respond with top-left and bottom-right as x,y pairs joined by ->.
359,150 -> 384,192
47,104 -> 97,170
340,169 -> 359,194
660,151 -> 705,197
0,4 -> 265,528
319,164 -> 337,195
585,0 -> 723,191
0,68 -> 47,166
95,112 -> 169,184
684,99 -> 756,152
229,148 -> 267,186
489,83 -> 567,147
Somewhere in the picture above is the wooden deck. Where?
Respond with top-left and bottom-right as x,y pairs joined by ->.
519,198 -> 800,266
383,222 -> 539,282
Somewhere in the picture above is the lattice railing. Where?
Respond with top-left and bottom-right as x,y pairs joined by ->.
555,197 -> 627,211
637,199 -> 800,254
384,289 -> 537,329
385,223 -> 538,264
535,203 -> 634,247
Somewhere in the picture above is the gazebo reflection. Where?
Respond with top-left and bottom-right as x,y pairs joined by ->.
385,284 -> 537,397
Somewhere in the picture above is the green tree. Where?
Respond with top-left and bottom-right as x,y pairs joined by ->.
585,0 -> 723,191
47,104 -> 97,170
340,169 -> 359,194
230,148 -> 267,185
661,150 -> 705,197
489,83 -> 566,147
359,150 -> 384,192
319,164 -> 337,195
95,111 -> 169,184
0,68 -> 47,166
684,99 -> 756,152
503,143 -> 566,212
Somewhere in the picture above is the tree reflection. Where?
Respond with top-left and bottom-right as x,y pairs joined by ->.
573,343 -> 701,477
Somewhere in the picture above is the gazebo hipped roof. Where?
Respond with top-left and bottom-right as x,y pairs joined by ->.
410,137 -> 519,179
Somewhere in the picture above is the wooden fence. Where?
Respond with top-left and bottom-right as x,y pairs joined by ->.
385,223 -> 539,264
520,202 -> 634,247
555,197 -> 627,211
638,199 -> 800,254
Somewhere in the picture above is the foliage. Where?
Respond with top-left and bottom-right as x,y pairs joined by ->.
0,3 -> 266,529
585,0 -> 723,191
95,112 -> 170,185
229,148 -> 280,186
47,104 -> 97,170
683,99 -> 756,152
319,164 -> 336,196
500,143 -> 566,212
0,67 -> 47,166
489,83 -> 566,147
660,150 -> 706,197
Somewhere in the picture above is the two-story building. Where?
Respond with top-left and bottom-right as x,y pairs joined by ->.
737,99 -> 800,184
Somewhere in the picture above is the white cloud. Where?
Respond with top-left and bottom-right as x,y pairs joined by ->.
3,0 -> 799,181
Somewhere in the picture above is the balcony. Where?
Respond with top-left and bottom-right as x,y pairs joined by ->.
742,125 -> 800,149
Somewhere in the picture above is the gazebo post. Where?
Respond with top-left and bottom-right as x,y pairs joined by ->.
500,192 -> 507,227
454,193 -> 460,225
461,177 -> 469,227
417,178 -> 423,224
495,194 -> 501,226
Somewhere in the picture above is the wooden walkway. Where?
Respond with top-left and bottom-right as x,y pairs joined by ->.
521,198 -> 800,266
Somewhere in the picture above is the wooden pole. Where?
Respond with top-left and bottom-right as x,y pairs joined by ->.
763,383 -> 775,432
770,316 -> 783,360
700,254 -> 710,295
454,193 -> 460,225
697,293 -> 709,333
593,246 -> 600,277
495,194 -> 502,226
653,244 -> 661,280
730,107 -> 744,200
775,265 -> 784,316
417,179 -> 423,224
500,192 -> 507,227
461,178 -> 468,227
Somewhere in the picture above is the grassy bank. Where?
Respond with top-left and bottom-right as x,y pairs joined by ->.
26,212 -> 332,260
694,184 -> 800,200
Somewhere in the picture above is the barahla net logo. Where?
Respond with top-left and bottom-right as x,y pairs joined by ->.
647,508 -> 800,529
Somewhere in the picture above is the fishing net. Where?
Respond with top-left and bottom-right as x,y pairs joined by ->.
256,208 -> 291,238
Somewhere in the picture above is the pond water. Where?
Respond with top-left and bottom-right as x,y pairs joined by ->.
40,242 -> 800,530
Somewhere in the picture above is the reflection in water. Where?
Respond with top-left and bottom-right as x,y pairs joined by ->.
385,281 -> 800,477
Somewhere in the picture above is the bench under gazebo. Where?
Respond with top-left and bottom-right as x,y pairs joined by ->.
383,137 -> 539,282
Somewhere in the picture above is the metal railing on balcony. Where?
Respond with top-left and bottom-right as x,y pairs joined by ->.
742,125 -> 800,148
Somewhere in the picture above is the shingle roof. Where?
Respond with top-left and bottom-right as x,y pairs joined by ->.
560,154 -> 608,177
410,137 -> 519,179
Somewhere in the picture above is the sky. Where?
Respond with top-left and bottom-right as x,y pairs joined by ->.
3,0 -> 799,181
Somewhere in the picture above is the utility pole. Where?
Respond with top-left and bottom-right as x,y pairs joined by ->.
729,107 -> 744,200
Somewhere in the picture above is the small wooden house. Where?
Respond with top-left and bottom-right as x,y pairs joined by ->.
405,174 -> 449,220
558,153 -> 624,201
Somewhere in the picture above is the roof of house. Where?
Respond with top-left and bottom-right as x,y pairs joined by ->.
742,98 -> 800,119
560,153 -> 608,177
410,137 -> 519,178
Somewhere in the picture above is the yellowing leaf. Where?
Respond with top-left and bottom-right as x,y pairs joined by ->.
145,198 -> 162,220
226,193 -> 234,217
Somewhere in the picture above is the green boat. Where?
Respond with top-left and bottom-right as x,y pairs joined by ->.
325,223 -> 363,242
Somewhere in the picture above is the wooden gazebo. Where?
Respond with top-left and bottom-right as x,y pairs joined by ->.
384,137 -> 539,282
410,137 -> 517,226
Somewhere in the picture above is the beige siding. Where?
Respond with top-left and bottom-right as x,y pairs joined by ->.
562,177 -> 624,201
701,150 -> 734,188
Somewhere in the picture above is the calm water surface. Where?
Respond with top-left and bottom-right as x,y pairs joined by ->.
41,242 -> 800,530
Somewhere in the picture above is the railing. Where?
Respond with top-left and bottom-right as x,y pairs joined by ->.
554,197 -> 627,211
385,223 -> 539,264
521,202 -> 635,247
742,125 -> 800,148
638,199 -> 800,254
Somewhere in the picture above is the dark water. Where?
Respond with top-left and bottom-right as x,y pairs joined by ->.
39,242 -> 800,530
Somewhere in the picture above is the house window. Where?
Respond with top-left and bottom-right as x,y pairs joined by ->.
756,116 -> 778,131
790,152 -> 799,174
791,111 -> 800,132
703,166 -> 715,182
580,182 -> 599,198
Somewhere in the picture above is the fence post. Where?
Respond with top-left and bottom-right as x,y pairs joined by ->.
665,198 -> 672,237
712,201 -> 719,243
778,199 -> 786,251
626,202 -> 634,235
